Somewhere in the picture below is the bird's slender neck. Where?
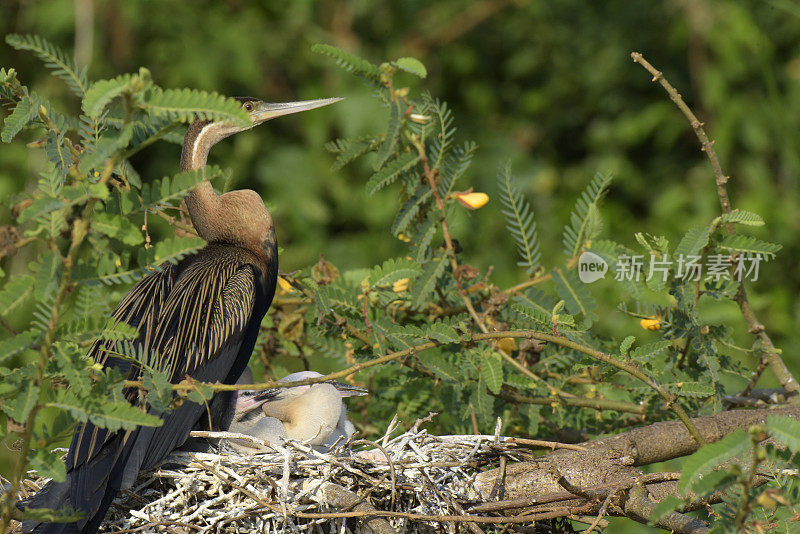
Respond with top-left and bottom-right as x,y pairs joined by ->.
179,119 -> 275,264
181,120 -> 223,240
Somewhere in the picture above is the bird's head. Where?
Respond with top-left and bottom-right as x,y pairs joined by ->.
182,96 -> 342,257
237,97 -> 344,128
232,370 -> 368,419
184,97 -> 343,161
278,371 -> 369,398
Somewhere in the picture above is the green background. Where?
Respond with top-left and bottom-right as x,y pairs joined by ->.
2,1 -> 799,531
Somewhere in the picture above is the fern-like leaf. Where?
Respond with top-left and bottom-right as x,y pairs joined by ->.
326,136 -> 379,171
412,216 -> 437,263
0,330 -> 38,363
629,340 -> 671,363
411,255 -> 448,308
365,152 -> 420,196
368,258 -> 422,289
45,131 -> 73,178
151,236 -> 206,265
674,226 -> 710,258
140,166 -> 227,208
428,322 -> 460,344
392,184 -> 432,237
718,235 -> 781,256
1,95 -> 38,143
374,102 -> 401,170
720,210 -> 764,227
394,57 -> 427,78
142,88 -> 249,125
678,429 -> 750,496
438,141 -> 477,197
83,70 -> 150,119
498,162 -> 540,274
92,213 -> 144,246
424,94 -> 455,171
562,172 -> 613,258
766,415 -> 800,454
312,44 -> 382,84
481,352 -> 504,394
6,34 -> 89,96
552,269 -> 598,325
47,390 -> 163,431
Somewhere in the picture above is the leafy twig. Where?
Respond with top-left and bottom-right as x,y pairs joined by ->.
630,51 -> 800,400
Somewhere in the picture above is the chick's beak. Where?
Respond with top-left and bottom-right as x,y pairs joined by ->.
328,381 -> 369,397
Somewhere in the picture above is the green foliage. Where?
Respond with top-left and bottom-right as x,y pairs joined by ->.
766,415 -> 800,454
562,172 -> 612,259
311,44 -> 383,84
82,68 -> 151,119
674,226 -> 710,258
142,88 -> 250,125
718,234 -> 782,255
497,162 -> 540,275
1,95 -> 37,142
678,430 -> 750,496
365,152 -> 419,196
5,34 -> 88,96
2,27 -> 799,532
367,258 -> 421,289
0,45 -> 264,501
720,210 -> 764,227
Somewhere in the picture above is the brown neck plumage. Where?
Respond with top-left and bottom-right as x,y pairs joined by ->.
180,119 -> 275,262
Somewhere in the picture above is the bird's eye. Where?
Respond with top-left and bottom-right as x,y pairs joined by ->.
244,102 -> 254,112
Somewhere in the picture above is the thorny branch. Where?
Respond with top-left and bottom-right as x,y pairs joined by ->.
630,51 -> 799,400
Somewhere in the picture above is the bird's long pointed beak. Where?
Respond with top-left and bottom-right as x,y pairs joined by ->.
328,381 -> 369,397
251,98 -> 343,124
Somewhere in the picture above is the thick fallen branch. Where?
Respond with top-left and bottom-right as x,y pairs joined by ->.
473,406 -> 800,531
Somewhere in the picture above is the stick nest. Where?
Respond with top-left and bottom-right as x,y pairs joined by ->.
17,416 -> 549,533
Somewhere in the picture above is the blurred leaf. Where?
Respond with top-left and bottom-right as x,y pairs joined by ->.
428,322 -> 459,344
27,447 -> 67,482
374,102 -> 401,170
312,44 -> 382,84
394,57 -> 427,78
481,352 -> 503,395
718,234 -> 781,255
766,415 -> 800,454
1,96 -> 38,143
368,257 -> 422,288
0,275 -> 35,316
411,255 -> 447,308
92,212 -> 143,245
674,227 -> 710,258
678,429 -> 749,496
562,172 -> 613,258
2,381 -> 40,423
720,210 -> 764,226
552,269 -> 598,325
6,34 -> 88,96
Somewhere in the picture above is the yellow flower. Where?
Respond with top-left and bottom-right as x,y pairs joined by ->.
453,189 -> 489,210
277,276 -> 295,294
640,316 -> 661,331
392,278 -> 410,293
495,337 -> 517,353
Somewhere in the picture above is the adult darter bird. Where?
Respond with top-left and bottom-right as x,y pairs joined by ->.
219,368 -> 368,453
21,96 -> 342,534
